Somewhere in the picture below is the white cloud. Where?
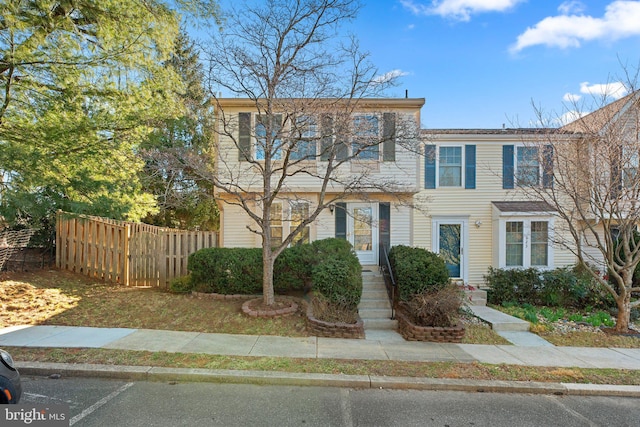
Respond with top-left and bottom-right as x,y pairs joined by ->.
400,0 -> 524,22
372,69 -> 410,85
563,92 -> 582,103
578,81 -> 628,99
558,1 -> 586,15
556,110 -> 586,126
511,1 -> 640,53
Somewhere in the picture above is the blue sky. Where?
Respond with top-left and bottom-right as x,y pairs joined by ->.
355,0 -> 640,128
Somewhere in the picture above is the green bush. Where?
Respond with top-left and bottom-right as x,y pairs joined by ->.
168,275 -> 193,294
311,254 -> 362,309
389,245 -> 449,301
274,243 -> 315,291
485,265 -> 614,309
188,247 -> 263,294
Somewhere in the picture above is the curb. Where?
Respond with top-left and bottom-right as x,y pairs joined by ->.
17,362 -> 640,398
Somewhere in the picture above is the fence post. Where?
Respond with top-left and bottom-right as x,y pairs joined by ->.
123,223 -> 131,286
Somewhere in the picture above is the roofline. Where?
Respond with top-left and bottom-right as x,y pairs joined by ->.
215,97 -> 426,109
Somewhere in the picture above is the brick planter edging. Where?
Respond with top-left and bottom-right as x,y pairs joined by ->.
306,304 -> 365,339
242,297 -> 299,318
396,309 -> 465,343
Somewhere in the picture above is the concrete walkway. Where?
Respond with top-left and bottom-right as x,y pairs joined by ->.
1,324 -> 639,370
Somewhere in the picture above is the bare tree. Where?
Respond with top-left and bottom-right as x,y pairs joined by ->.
187,0 -> 422,306
523,79 -> 640,333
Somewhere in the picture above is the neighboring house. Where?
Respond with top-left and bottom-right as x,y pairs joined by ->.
213,97 -> 425,265
413,129 -> 576,285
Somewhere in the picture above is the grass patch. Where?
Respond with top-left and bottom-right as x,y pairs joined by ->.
0,270 -> 307,336
9,347 -> 640,385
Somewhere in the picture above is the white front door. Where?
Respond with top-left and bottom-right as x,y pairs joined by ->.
347,203 -> 378,265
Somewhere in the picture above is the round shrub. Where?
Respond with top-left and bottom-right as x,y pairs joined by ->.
389,245 -> 449,301
274,243 -> 315,291
311,256 -> 362,309
188,247 -> 262,294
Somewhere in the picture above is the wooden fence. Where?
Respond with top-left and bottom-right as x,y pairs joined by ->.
56,211 -> 217,287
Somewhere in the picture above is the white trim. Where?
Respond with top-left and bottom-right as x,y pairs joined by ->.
431,216 -> 469,282
347,202 -> 379,264
496,215 -> 555,269
435,144 -> 465,188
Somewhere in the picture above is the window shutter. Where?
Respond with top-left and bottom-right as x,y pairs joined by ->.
382,113 -> 396,162
503,145 -> 514,189
611,146 -> 622,198
320,114 -> 333,161
465,144 -> 476,189
542,144 -> 554,188
335,203 -> 347,239
424,144 -> 436,189
238,112 -> 251,161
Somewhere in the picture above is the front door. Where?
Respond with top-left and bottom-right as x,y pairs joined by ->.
433,219 -> 466,280
347,203 -> 378,265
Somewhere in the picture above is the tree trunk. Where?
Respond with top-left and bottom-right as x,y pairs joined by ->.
614,294 -> 631,333
262,245 -> 275,306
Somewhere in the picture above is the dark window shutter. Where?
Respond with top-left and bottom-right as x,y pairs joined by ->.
611,146 -> 622,198
320,114 -> 333,161
542,144 -> 554,188
382,113 -> 396,162
238,112 -> 251,161
424,144 -> 436,189
465,144 -> 476,189
503,145 -> 514,189
379,202 -> 390,255
335,203 -> 347,239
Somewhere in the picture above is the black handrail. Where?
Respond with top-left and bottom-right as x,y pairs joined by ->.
379,243 -> 397,320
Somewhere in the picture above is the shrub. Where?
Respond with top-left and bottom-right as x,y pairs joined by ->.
310,293 -> 359,324
402,283 -> 463,327
274,243 -> 315,291
188,247 -> 263,294
311,255 -> 362,309
389,245 -> 449,301
485,265 -> 616,309
484,267 -> 541,305
168,275 -> 194,294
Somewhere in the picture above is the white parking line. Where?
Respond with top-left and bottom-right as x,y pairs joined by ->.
69,382 -> 134,426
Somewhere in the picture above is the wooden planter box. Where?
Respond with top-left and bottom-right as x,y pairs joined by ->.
396,309 -> 465,343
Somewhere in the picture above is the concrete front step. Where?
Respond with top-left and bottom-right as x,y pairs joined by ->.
361,290 -> 389,300
464,289 -> 487,306
362,318 -> 398,330
358,307 -> 393,320
467,305 -> 531,332
358,299 -> 392,309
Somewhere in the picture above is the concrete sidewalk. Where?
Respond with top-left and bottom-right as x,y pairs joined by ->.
1,324 -> 639,370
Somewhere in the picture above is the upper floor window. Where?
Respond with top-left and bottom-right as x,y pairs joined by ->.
290,115 -> 317,161
502,144 -> 553,189
516,146 -> 540,186
352,115 -> 379,160
255,115 -> 283,160
622,145 -> 639,188
424,144 -> 476,189
439,146 -> 463,187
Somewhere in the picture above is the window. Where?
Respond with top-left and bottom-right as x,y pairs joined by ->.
516,146 -> 540,186
269,202 -> 283,246
439,146 -> 462,187
352,115 -> 379,160
623,145 -> 639,188
255,115 -> 282,160
291,115 -> 317,161
502,219 -> 551,268
290,201 -> 310,245
425,144 -> 476,189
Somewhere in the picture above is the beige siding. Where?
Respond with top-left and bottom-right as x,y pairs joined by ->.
414,134 -> 577,286
220,203 -> 258,248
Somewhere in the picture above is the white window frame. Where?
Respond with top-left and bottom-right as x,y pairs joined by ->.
514,145 -> 541,187
497,214 -> 554,269
290,115 -> 318,161
351,114 -> 380,161
267,199 -> 312,247
436,145 -> 464,188
255,114 -> 283,161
